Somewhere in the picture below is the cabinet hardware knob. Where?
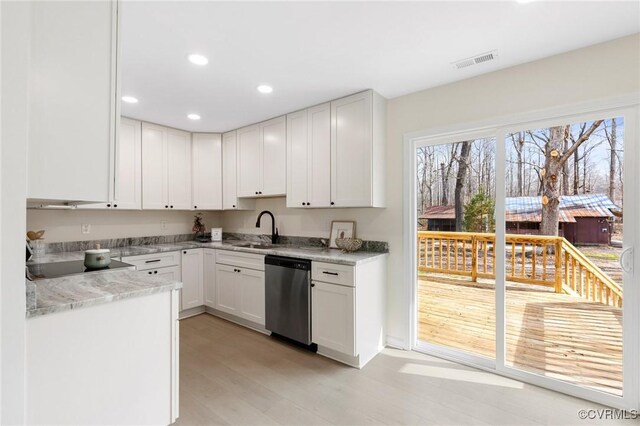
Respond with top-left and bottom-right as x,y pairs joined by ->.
165,205 -> 169,208
330,201 -> 335,206
255,191 -> 258,195
148,271 -> 152,275
194,206 -> 197,209
154,270 -> 158,274
232,205 -> 236,208
183,251 -> 187,254
113,204 -> 117,208
302,202 -> 305,206
311,283 -> 315,287
307,202 -> 310,206
107,204 -> 111,207
170,205 -> 174,208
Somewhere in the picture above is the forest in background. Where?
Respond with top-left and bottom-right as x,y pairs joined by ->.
417,118 -> 623,235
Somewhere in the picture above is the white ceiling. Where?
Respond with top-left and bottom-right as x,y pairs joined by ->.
120,1 -> 640,133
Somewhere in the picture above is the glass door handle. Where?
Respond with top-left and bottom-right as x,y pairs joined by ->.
619,247 -> 634,273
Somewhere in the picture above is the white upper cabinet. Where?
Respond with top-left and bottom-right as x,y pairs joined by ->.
28,1 -> 118,203
330,90 -> 386,208
142,123 -> 169,209
142,123 -> 192,210
167,128 -> 192,210
286,104 -> 331,208
222,131 -> 255,210
260,116 -> 287,196
77,117 -> 141,210
192,133 -> 222,210
286,110 -> 309,208
237,116 -> 286,198
114,118 -> 143,209
236,125 -> 261,197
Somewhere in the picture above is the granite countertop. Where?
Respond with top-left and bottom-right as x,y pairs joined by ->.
26,268 -> 183,318
29,240 -> 388,266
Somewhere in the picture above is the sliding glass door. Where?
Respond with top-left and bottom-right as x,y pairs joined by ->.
411,106 -> 638,408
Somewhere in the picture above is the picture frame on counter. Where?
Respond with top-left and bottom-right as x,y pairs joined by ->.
329,220 -> 356,248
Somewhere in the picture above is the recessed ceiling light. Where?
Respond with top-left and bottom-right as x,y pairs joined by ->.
257,85 -> 273,94
121,96 -> 138,104
187,113 -> 201,120
187,54 -> 208,65
516,0 -> 535,3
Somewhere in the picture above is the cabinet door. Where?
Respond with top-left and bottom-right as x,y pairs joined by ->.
260,116 -> 286,196
238,268 -> 265,325
28,1 -> 116,202
286,110 -> 308,208
142,123 -> 168,209
167,129 -> 192,210
312,281 -> 356,356
113,117 -> 142,209
181,249 -> 204,311
214,264 -> 239,315
307,103 -> 331,207
192,133 -> 222,210
236,125 -> 261,197
222,132 -> 238,209
331,91 -> 372,207
153,265 -> 181,282
203,249 -> 216,308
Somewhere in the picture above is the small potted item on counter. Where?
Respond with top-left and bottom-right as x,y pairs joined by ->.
84,244 -> 111,269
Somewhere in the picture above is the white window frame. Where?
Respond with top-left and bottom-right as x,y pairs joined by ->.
403,96 -> 639,410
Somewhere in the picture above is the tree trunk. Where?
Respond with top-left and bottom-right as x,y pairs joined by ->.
454,141 -> 472,232
516,132 -> 524,196
540,127 -> 563,236
573,148 -> 579,194
440,162 -> 448,205
562,128 -> 570,195
608,119 -> 617,200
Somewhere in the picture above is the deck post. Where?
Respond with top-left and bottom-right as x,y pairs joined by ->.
554,239 -> 563,293
471,236 -> 478,282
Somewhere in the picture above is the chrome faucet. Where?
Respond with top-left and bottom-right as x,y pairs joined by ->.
255,210 -> 279,244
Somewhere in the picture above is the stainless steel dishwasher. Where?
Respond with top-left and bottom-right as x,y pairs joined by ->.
264,255 -> 313,346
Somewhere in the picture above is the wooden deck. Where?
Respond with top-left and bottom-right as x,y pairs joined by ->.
418,275 -> 623,396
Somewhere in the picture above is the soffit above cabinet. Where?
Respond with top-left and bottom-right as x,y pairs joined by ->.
119,1 -> 639,132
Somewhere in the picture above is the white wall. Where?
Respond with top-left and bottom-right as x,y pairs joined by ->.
1,1 -> 30,423
383,34 -> 640,346
27,210 -> 222,243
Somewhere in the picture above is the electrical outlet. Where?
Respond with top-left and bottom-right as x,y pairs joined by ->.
161,221 -> 167,230
81,224 -> 91,234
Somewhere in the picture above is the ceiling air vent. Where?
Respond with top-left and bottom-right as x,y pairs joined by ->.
452,50 -> 498,70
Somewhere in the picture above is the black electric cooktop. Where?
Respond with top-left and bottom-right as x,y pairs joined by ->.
27,259 -> 133,280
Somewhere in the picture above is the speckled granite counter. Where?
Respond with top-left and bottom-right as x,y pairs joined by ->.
29,240 -> 388,266
26,268 -> 183,318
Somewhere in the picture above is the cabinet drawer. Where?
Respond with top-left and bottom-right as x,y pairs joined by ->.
312,262 -> 354,286
216,250 -> 265,271
122,251 -> 181,271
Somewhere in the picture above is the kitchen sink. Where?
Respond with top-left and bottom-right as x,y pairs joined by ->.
233,242 -> 274,249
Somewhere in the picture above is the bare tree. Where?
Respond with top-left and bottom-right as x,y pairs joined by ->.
540,120 -> 603,236
604,118 -> 618,200
454,141 -> 472,231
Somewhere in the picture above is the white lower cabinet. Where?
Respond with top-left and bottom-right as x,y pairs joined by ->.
214,264 -> 240,316
311,257 -> 386,368
312,281 -> 355,356
239,268 -> 265,324
214,251 -> 265,326
181,249 -> 204,311
203,249 -> 216,308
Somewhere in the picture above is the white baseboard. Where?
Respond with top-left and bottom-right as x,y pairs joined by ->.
385,335 -> 407,350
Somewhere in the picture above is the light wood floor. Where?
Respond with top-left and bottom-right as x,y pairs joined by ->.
418,275 -> 623,396
177,313 -> 619,425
